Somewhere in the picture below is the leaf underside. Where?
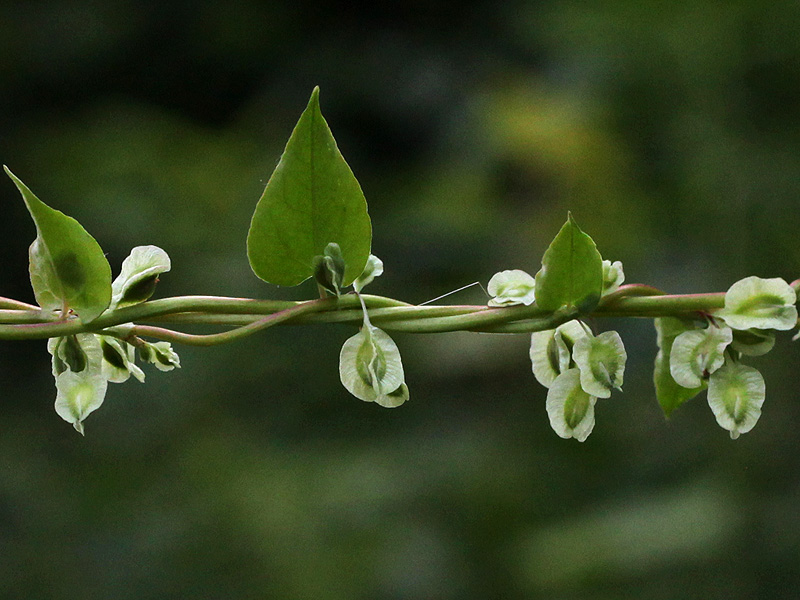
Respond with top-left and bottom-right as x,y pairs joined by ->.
5,167 -> 112,322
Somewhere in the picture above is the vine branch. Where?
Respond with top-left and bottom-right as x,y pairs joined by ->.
0,283 -> 746,343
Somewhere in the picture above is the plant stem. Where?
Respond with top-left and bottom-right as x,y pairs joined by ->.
0,287 -> 751,342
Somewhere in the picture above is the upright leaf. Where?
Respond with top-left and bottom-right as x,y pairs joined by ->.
534,213 -> 603,312
5,167 -> 112,321
247,88 -> 372,287
653,318 -> 705,417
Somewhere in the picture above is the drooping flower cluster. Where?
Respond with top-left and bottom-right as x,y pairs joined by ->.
657,276 -> 797,439
530,320 -> 627,441
488,257 -> 627,442
49,246 -> 180,434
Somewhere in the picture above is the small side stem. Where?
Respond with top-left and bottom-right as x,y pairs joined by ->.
124,297 -> 335,346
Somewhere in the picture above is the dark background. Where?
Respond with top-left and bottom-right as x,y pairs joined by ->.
2,1 -> 800,598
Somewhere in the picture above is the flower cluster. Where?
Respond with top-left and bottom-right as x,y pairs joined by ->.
48,246 -> 179,434
657,276 -> 797,439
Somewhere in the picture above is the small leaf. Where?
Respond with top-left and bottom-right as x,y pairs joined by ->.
339,325 -> 406,407
111,245 -> 171,309
5,167 -> 112,321
602,260 -> 625,295
534,213 -> 604,312
487,269 -> 537,307
247,87 -> 372,287
718,276 -> 797,331
572,330 -> 627,398
670,326 -> 732,389
54,365 -> 108,435
529,320 -> 589,388
653,318 -> 705,417
707,361 -> 765,440
353,254 -> 384,293
730,329 -> 775,357
546,368 -> 597,442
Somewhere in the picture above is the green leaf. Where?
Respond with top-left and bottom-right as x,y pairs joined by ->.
653,318 -> 705,417
707,361 -> 765,440
5,167 -> 112,321
487,269 -> 537,307
247,87 -> 372,287
111,245 -> 171,309
534,213 -> 603,312
718,276 -> 797,331
339,325 -> 407,408
669,326 -> 732,389
546,368 -> 597,442
572,330 -> 627,398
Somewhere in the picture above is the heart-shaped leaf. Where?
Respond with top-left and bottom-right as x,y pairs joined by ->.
247,88 -> 372,287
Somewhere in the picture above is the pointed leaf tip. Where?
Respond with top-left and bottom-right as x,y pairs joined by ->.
7,170 -> 112,321
247,88 -> 372,287
534,214 -> 603,312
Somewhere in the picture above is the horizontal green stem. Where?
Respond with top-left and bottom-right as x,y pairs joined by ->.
124,298 -> 334,346
0,285 -> 756,342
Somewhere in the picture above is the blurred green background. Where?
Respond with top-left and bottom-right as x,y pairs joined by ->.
2,1 -> 800,598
